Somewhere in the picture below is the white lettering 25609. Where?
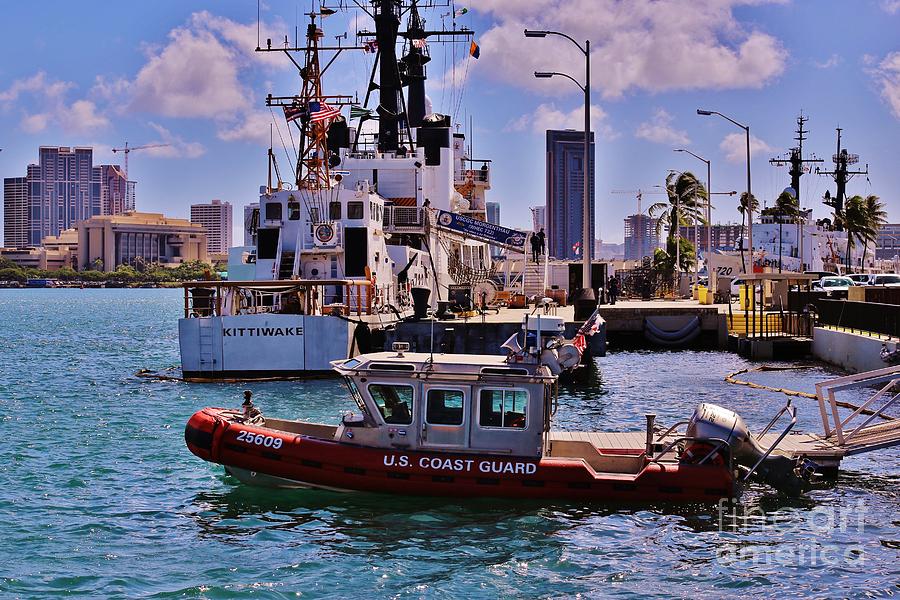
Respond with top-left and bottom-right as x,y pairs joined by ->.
236,430 -> 283,449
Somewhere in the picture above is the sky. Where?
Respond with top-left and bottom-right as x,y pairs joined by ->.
1,0 -> 899,245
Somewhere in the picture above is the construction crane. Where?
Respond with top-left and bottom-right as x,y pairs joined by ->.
612,188 -> 667,262
110,142 -> 170,180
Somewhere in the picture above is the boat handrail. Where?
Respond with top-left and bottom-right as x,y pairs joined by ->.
743,403 -> 797,482
648,436 -> 734,474
655,420 -> 690,442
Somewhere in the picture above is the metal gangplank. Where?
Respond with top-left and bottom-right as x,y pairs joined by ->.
814,364 -> 900,455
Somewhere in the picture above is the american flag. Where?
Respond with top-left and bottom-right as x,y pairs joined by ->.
283,104 -> 303,123
309,101 -> 341,123
412,38 -> 427,49
363,40 -> 378,53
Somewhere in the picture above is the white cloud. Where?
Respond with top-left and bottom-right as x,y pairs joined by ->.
21,113 -> 50,133
882,0 -> 900,14
635,109 -> 690,145
0,71 -> 109,134
143,122 -> 206,158
217,110 -> 276,145
870,51 -> 900,120
129,11 -> 287,119
814,54 -> 842,69
468,0 -> 788,99
719,131 -> 775,163
505,102 -> 615,139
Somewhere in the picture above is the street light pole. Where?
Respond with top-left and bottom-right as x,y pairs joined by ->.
697,109 -> 752,274
527,29 -> 594,315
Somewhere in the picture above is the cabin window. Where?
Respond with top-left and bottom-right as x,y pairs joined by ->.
265,202 -> 282,221
348,201 -> 364,219
309,207 -> 320,224
329,201 -> 342,220
479,389 -> 527,429
288,200 -> 301,220
369,384 -> 414,425
426,389 -> 464,426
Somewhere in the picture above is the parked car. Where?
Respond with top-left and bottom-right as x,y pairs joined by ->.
868,274 -> 900,287
848,274 -> 870,285
730,277 -> 748,297
817,276 -> 855,296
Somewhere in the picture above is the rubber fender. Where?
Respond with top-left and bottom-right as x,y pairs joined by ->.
644,325 -> 701,347
643,316 -> 700,341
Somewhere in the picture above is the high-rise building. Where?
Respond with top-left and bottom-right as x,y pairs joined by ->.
677,224 -> 745,253
546,130 -> 595,260
485,201 -> 501,259
191,199 -> 233,254
3,177 -> 28,249
623,214 -> 661,261
531,205 -> 546,232
485,201 -> 500,226
3,147 -> 133,248
94,164 -> 134,215
875,224 -> 900,260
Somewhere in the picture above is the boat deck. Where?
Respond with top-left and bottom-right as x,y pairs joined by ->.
551,431 -> 846,467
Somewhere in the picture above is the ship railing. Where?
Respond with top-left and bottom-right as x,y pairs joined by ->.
182,279 -> 375,319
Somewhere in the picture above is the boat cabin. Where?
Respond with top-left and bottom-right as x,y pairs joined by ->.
331,349 -> 557,459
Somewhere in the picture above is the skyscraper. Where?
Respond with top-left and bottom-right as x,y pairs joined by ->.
531,205 -> 546,233
624,214 -> 661,260
485,201 -> 501,259
546,130 -> 595,260
3,146 -> 133,248
191,199 -> 233,254
3,177 -> 28,249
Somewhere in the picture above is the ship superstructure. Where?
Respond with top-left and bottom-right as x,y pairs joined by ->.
180,2 -> 524,378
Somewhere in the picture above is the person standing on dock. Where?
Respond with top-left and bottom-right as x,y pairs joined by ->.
531,228 -> 546,263
608,276 -> 619,305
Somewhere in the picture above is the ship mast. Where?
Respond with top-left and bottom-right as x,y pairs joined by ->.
817,128 -> 869,231
768,113 -> 823,204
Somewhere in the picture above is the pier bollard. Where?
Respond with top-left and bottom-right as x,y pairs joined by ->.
645,414 -> 656,457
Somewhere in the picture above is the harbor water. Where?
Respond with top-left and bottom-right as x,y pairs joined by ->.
1,289 -> 897,597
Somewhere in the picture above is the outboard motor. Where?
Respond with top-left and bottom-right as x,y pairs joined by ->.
686,403 -> 817,496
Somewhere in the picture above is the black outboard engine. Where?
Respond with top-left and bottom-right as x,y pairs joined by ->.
686,403 -> 817,496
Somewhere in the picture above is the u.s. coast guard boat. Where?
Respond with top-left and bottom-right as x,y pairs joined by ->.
186,313 -> 819,502
178,3 -> 529,380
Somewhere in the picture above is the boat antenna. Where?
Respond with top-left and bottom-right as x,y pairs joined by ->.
429,303 -> 435,362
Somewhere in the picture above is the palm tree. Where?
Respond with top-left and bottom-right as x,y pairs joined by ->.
860,194 -> 887,268
773,190 -> 800,272
843,196 -> 871,271
737,191 -> 759,272
647,171 -> 707,278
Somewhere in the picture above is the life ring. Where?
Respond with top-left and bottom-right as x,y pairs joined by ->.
681,442 -> 725,467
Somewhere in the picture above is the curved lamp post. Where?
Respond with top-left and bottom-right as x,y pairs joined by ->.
526,29 -> 594,310
697,109 -> 752,274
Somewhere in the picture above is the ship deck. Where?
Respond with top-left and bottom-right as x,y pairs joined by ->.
550,430 -> 846,467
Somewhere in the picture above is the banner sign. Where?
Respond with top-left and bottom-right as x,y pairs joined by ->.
435,209 -> 527,250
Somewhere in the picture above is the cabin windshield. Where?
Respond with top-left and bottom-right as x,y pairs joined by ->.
370,383 -> 414,425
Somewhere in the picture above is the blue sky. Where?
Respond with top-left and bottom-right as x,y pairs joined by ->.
1,0 -> 899,244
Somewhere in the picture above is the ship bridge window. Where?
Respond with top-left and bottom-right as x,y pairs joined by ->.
348,201 -> 364,219
288,200 -> 301,220
479,389 -> 527,429
426,389 -> 464,425
329,201 -> 342,220
369,383 -> 414,425
265,202 -> 282,221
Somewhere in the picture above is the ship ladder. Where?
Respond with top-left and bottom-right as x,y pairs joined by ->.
197,318 -> 216,374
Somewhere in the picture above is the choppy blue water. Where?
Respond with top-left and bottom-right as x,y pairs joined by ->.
0,289 -> 897,598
